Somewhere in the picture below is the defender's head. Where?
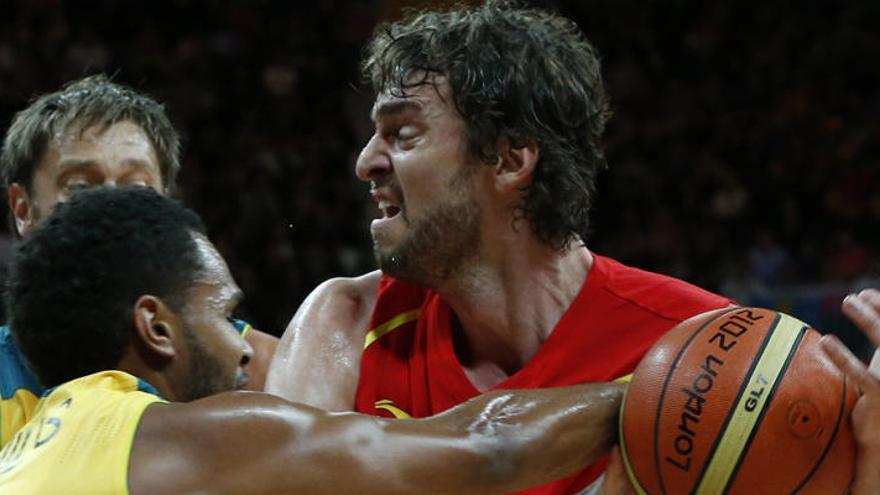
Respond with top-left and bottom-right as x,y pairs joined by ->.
5,186 -> 252,400
1,74 -> 181,237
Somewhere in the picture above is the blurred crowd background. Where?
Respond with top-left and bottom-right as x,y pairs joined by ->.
0,0 -> 877,352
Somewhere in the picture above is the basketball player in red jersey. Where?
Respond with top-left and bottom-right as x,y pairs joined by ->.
264,3 -> 880,492
267,2 -> 733,493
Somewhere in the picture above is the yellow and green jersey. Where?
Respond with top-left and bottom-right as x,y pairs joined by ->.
0,370 -> 165,494
0,325 -> 41,448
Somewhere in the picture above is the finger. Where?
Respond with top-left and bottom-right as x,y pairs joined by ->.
600,446 -> 637,495
857,288 -> 880,310
842,293 -> 880,348
869,349 -> 880,375
820,334 -> 880,395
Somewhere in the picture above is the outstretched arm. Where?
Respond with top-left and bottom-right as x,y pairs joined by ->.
820,288 -> 880,494
130,381 -> 625,495
265,271 -> 380,410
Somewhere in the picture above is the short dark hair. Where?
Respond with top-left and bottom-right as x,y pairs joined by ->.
0,74 -> 181,193
362,0 -> 612,249
5,186 -> 205,388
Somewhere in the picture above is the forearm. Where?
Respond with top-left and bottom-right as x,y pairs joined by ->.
265,275 -> 377,410
442,382 -> 626,492
297,381 -> 625,495
137,381 -> 625,495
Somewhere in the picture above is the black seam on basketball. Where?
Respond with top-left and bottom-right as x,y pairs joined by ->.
790,368 -> 849,494
689,312 -> 782,495
721,324 -> 806,494
652,306 -> 743,495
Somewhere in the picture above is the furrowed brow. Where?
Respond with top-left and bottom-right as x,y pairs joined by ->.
371,99 -> 424,122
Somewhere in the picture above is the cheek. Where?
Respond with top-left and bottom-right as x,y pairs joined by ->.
193,318 -> 244,364
220,331 -> 247,364
31,195 -> 61,221
30,177 -> 65,211
393,164 -> 435,212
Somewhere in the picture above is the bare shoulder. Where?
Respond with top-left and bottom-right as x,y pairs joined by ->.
135,391 -> 304,441
301,270 -> 381,325
128,392 -> 317,495
264,271 -> 382,406
317,270 -> 381,307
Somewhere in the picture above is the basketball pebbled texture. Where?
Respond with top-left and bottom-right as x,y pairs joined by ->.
620,307 -> 856,495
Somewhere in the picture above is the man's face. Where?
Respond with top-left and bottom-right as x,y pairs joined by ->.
355,76 -> 483,288
178,235 -> 252,401
12,120 -> 164,236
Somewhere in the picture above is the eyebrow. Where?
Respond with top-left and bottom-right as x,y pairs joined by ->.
371,99 -> 424,122
56,157 -> 157,172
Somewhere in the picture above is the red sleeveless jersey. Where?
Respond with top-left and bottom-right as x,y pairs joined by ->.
356,254 -> 734,494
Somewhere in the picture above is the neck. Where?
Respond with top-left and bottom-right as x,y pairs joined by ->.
437,240 -> 593,391
116,347 -> 185,402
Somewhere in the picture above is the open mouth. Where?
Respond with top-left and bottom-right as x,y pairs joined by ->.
379,201 -> 401,218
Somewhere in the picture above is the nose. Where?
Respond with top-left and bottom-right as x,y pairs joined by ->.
355,133 -> 392,182
240,339 -> 254,367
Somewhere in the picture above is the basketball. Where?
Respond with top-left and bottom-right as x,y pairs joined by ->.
620,307 -> 857,494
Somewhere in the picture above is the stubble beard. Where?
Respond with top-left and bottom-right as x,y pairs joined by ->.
183,324 -> 240,401
374,175 -> 482,289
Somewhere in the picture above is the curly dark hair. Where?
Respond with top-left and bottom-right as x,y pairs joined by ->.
5,186 -> 205,388
1,73 -> 181,198
362,0 -> 612,249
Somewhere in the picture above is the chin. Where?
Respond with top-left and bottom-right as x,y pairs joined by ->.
372,239 -> 396,263
374,249 -> 396,274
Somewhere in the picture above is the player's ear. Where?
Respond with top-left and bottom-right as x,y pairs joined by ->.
133,295 -> 182,359
8,183 -> 37,237
493,138 -> 539,192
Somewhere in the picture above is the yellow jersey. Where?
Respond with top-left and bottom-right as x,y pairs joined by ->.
0,321 -> 251,448
0,370 -> 165,494
0,325 -> 41,448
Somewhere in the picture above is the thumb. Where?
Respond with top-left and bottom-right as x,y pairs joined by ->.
600,445 -> 637,495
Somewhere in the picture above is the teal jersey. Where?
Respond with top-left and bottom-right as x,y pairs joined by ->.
0,326 -> 42,448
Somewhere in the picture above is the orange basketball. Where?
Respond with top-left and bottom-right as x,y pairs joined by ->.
620,307 -> 856,494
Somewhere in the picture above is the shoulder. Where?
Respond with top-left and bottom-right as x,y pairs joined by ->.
128,392 -> 333,494
135,392 -> 298,440
285,270 -> 384,330
372,274 -> 429,311
594,255 -> 734,322
313,270 -> 383,310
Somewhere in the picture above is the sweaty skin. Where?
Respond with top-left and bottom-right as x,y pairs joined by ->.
265,271 -> 380,410
129,381 -> 625,495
